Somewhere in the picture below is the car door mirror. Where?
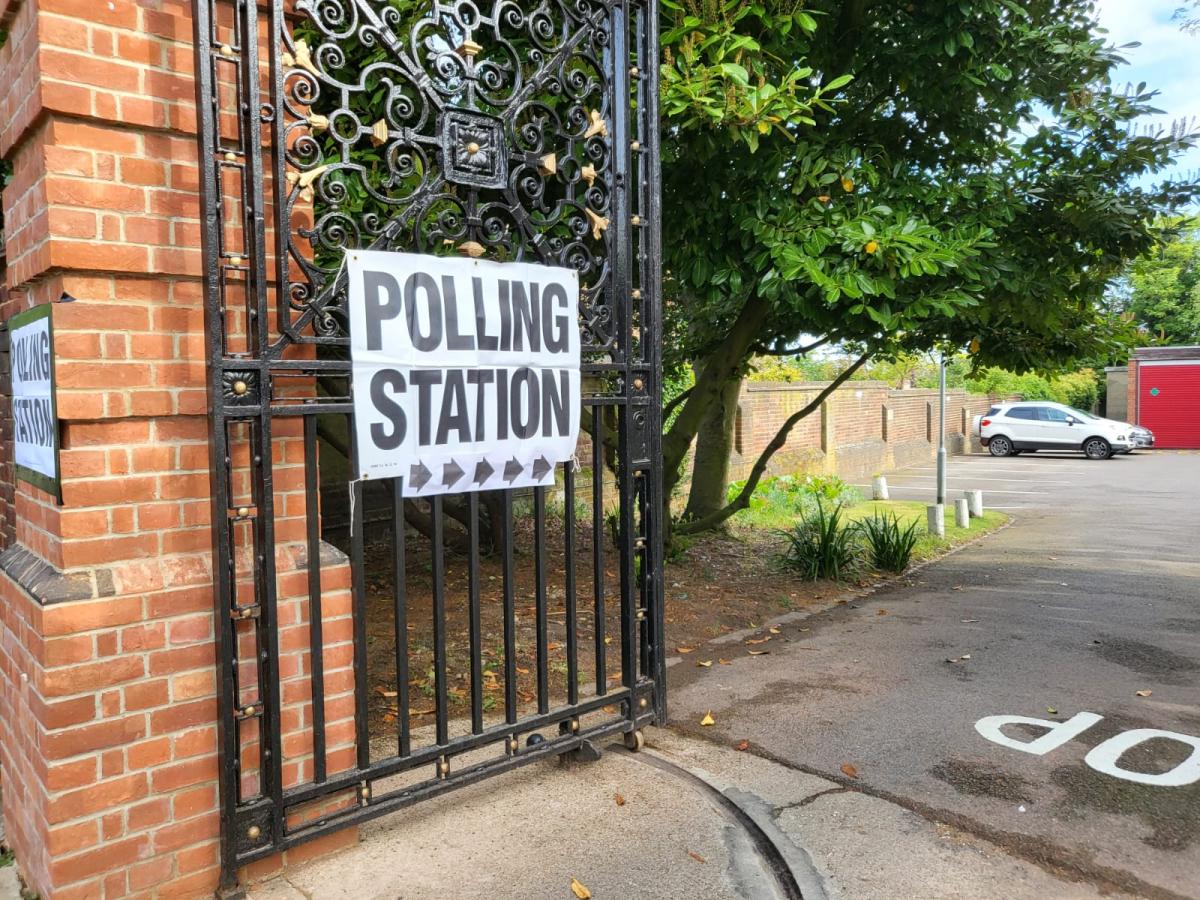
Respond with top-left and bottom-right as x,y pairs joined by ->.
1066,417 -> 1077,425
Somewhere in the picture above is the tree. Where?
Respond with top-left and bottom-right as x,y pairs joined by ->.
657,1 -> 1198,534
1118,226 -> 1200,343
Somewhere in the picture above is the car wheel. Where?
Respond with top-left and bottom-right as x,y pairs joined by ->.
1083,437 -> 1111,460
988,436 -> 1014,457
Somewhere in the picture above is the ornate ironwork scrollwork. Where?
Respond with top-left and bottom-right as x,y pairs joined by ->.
277,0 -> 617,353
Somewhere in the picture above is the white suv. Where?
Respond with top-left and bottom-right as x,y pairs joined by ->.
977,401 -> 1134,460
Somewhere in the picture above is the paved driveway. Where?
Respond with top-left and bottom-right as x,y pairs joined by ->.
669,450 -> 1200,899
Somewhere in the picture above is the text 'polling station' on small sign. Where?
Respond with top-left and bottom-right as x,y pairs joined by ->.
348,251 -> 581,497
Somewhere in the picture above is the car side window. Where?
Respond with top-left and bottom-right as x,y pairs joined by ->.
1005,407 -> 1036,420
985,406 -> 1001,416
1039,407 -> 1070,423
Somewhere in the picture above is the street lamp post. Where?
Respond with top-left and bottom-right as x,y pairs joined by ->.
936,351 -> 947,507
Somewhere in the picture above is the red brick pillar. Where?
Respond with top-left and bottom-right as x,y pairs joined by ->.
0,0 -> 355,896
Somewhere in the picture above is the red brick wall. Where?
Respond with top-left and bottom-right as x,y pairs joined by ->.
723,380 -> 998,484
0,0 -> 358,896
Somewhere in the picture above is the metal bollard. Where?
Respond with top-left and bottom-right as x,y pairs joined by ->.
964,489 -> 983,518
926,504 -> 945,537
955,498 -> 970,528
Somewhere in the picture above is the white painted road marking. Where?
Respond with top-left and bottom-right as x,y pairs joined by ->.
975,712 -> 1200,787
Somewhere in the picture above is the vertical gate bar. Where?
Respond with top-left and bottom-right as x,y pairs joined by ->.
431,495 -> 449,747
637,478 -> 650,680
237,0 -> 289,843
564,463 -> 579,706
609,0 -> 639,716
643,0 -> 668,722
391,480 -> 410,757
534,487 -> 548,714
502,492 -> 517,724
303,415 -> 327,784
467,492 -> 483,734
192,0 -> 239,885
591,404 -> 606,695
350,476 -> 370,770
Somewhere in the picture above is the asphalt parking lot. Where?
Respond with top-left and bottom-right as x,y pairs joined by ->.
848,449 -> 1161,510
671,449 -> 1200,898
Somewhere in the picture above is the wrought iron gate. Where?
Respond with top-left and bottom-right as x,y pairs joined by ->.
192,0 -> 663,888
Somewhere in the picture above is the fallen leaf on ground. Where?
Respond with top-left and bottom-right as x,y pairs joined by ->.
840,762 -> 859,778
688,851 -> 707,864
516,666 -> 530,675
876,609 -> 888,616
677,647 -> 695,654
769,626 -> 781,634
700,711 -> 715,726
748,650 -> 770,656
614,793 -> 626,806
375,688 -> 398,698
718,658 -> 733,665
798,627 -> 811,632
571,878 -> 592,899
959,654 -> 971,660
1136,689 -> 1153,698
746,636 -> 771,645
1047,707 -> 1058,715
1049,556 -> 1059,560
952,586 -> 964,591
961,619 -> 979,624
604,636 -> 612,645
735,739 -> 750,751
697,660 -> 713,668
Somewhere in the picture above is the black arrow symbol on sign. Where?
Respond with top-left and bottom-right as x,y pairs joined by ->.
532,456 -> 552,480
503,457 -> 524,483
443,459 -> 464,488
409,461 -> 431,490
473,458 -> 494,485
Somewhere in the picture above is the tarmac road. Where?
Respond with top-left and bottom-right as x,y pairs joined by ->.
668,450 -> 1200,899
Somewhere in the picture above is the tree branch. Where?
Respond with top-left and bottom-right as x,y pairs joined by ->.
675,351 -> 872,535
755,335 -> 833,357
663,385 -> 694,420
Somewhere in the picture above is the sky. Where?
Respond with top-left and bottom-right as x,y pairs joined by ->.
1094,0 -> 1200,183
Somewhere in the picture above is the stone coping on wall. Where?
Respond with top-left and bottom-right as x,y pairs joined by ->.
743,379 -> 894,393
1131,345 -> 1200,361
0,539 -> 349,605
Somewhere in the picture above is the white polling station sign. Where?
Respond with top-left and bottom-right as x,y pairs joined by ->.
348,251 -> 580,497
9,304 -> 60,496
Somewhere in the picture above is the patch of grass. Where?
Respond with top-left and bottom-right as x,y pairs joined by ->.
0,846 -> 13,868
844,500 -> 1007,562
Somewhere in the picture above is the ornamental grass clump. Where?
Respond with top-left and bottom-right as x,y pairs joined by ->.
777,502 -> 864,581
857,512 -> 921,573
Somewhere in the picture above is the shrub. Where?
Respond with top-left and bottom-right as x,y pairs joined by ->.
857,513 -> 921,573
778,503 -> 864,581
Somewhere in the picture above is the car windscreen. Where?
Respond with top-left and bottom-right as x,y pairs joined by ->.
1066,407 -> 1097,420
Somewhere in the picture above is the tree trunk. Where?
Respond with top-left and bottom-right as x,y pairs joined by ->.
682,373 -> 740,523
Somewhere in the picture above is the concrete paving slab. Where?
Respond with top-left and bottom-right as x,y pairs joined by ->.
250,747 -> 751,900
776,789 -> 1123,900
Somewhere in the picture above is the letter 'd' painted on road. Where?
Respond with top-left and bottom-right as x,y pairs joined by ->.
974,712 -> 1104,756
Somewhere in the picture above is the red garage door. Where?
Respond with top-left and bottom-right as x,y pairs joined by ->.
1139,363 -> 1200,448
